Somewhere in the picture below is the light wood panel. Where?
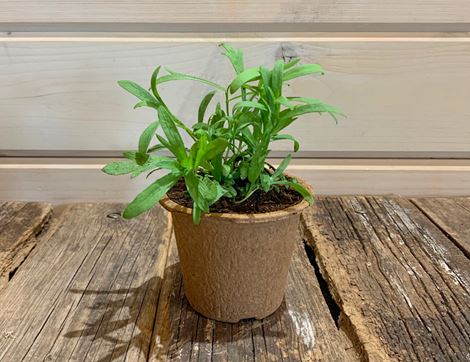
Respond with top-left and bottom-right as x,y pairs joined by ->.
1,38 -> 470,155
1,158 -> 469,202
1,1 -> 470,24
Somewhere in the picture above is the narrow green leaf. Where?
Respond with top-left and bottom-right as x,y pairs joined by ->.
157,107 -> 187,163
248,144 -> 268,183
102,160 -> 140,176
134,100 -> 159,110
229,67 -> 260,94
198,91 -> 216,123
283,64 -> 324,82
271,60 -> 284,98
138,121 -> 159,157
288,181 -> 314,204
271,154 -> 291,179
202,138 -> 228,161
122,173 -> 179,219
118,80 -> 157,103
233,101 -> 267,113
284,57 -> 300,70
155,69 -> 225,92
185,172 -> 209,212
275,96 -> 295,110
219,43 -> 244,74
260,173 -> 271,192
272,134 -> 299,152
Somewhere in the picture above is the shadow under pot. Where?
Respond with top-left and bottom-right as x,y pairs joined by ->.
159,177 -> 311,323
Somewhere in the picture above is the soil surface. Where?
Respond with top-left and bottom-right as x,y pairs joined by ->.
167,178 -> 303,214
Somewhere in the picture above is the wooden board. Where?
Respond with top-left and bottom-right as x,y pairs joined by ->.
303,196 -> 470,361
1,1 -> 469,24
0,203 -> 172,361
0,202 -> 355,361
1,39 -> 470,154
412,197 -> 470,258
2,158 -> 470,202
149,233 -> 356,361
0,201 -> 51,290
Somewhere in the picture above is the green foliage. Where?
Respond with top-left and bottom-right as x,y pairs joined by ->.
103,44 -> 344,223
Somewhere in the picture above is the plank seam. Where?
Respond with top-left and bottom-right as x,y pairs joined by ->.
410,199 -> 470,260
301,212 -> 366,360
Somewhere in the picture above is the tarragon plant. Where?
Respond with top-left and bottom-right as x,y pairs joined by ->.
103,44 -> 343,224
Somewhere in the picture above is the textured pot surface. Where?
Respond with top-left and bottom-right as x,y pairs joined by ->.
160,179 -> 310,323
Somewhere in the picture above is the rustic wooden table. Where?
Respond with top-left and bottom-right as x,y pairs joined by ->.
0,197 -> 469,361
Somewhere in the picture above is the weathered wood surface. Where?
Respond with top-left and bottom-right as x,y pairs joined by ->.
149,233 -> 355,361
0,201 -> 51,290
0,203 -> 172,361
303,196 -> 470,361
412,197 -> 470,258
2,40 -> 470,155
0,203 -> 354,361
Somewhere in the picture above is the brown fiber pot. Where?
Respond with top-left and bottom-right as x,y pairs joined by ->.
159,177 -> 311,323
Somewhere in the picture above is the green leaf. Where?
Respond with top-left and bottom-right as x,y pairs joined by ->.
229,67 -> 260,94
287,97 -> 324,105
248,143 -> 268,183
122,173 -> 180,219
199,176 -> 226,204
102,155 -> 180,178
134,100 -> 159,110
118,80 -> 157,103
198,91 -> 216,123
271,154 -> 291,179
275,96 -> 295,110
157,107 -> 188,163
220,43 -> 244,74
260,173 -> 271,192
203,138 -> 229,161
185,172 -> 209,212
288,181 -> 314,204
150,66 -> 164,102
275,103 -> 345,133
233,101 -> 267,113
283,64 -> 324,82
155,69 -> 225,92
284,58 -> 300,70
138,121 -> 159,160
271,60 -> 284,98
272,134 -> 299,152
102,160 -> 141,176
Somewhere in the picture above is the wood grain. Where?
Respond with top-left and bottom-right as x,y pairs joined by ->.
149,232 -> 356,361
0,203 -> 172,361
0,202 -> 51,290
412,197 -> 470,258
2,158 -> 470,202
1,39 -> 470,154
303,197 -> 470,361
1,1 -> 469,24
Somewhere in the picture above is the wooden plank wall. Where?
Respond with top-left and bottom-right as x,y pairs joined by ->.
0,2 -> 469,201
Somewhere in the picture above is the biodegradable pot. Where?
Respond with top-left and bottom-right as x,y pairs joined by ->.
159,178 -> 310,323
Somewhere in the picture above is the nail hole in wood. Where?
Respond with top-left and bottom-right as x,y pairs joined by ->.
107,212 -> 121,220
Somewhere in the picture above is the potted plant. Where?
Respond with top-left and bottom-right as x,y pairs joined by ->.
103,44 -> 342,322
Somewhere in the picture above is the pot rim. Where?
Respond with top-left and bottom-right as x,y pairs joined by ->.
159,174 -> 312,223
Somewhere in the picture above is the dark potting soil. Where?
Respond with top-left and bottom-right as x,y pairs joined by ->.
167,178 -> 303,214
